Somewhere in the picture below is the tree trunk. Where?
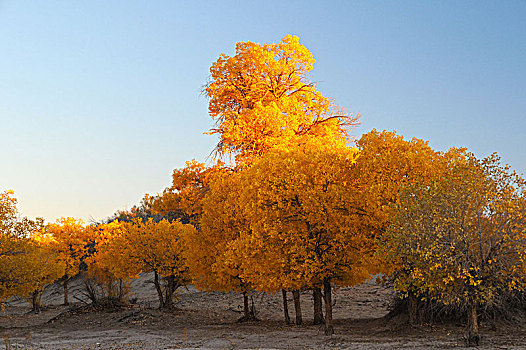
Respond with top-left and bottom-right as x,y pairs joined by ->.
282,289 -> 291,325
31,290 -> 43,313
466,301 -> 480,346
313,287 -> 324,325
153,270 -> 165,309
238,291 -> 257,321
63,278 -> 69,306
117,278 -> 125,301
408,291 -> 418,325
243,291 -> 250,317
323,278 -> 334,336
164,275 -> 175,310
292,290 -> 302,325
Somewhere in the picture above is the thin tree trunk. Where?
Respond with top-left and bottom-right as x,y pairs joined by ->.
238,291 -> 257,321
118,279 -> 124,301
282,289 -> 291,325
292,290 -> 302,325
164,275 -> 175,310
153,270 -> 165,309
31,290 -> 43,313
408,291 -> 418,325
466,301 -> 480,346
323,278 -> 334,335
63,278 -> 69,306
243,291 -> 249,317
313,287 -> 324,325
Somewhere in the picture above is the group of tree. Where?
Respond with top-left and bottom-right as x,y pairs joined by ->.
1,35 -> 524,345
143,35 -> 526,343
0,193 -> 194,313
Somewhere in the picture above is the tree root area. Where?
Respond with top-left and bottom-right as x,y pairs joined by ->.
1,276 -> 525,349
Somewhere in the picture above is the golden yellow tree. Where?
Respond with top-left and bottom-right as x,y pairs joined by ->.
45,217 -> 86,305
83,221 -> 139,304
21,232 -> 65,312
0,190 -> 60,309
120,218 -> 193,309
0,190 -> 36,258
353,129 -> 444,236
206,34 -> 358,163
183,168 -> 259,320
353,130 -> 457,326
385,152 -> 526,345
199,35 -> 360,325
231,141 -> 378,334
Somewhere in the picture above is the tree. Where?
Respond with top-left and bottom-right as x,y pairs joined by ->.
83,221 -> 138,304
20,233 -> 65,313
353,130 -> 444,239
0,191 -> 57,308
45,217 -> 86,305
232,141 -> 377,334
183,168 -> 258,320
205,34 -> 358,164
352,130 -> 448,324
385,152 -> 526,345
120,218 -> 193,309
200,35 -> 360,327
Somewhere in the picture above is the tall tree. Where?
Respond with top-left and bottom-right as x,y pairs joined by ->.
205,34 -> 358,163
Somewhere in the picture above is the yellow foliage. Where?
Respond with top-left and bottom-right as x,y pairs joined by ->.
0,190 -> 60,304
146,160 -> 223,226
83,221 -> 136,300
19,235 -> 65,301
184,167 -> 250,292
385,151 -> 526,307
120,218 -> 192,283
45,217 -> 86,280
232,141 -> 377,292
206,35 -> 358,163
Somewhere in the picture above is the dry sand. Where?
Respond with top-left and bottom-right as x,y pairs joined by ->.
1,273 -> 525,349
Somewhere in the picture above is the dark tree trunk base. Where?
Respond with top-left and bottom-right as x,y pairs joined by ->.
292,290 -> 302,325
465,301 -> 480,346
236,313 -> 259,322
238,291 -> 258,322
408,291 -> 419,326
282,289 -> 291,325
31,291 -> 44,314
313,287 -> 324,325
323,278 -> 334,336
154,270 -> 165,309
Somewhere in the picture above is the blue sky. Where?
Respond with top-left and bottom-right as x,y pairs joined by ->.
1,1 -> 525,222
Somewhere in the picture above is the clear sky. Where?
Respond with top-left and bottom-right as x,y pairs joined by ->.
1,1 -> 525,223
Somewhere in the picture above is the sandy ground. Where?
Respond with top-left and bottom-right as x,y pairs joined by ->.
1,273 -> 525,349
